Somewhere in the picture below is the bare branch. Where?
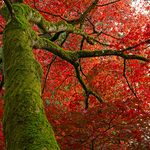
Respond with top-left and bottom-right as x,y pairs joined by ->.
68,0 -> 99,25
123,59 -> 138,99
143,45 -> 150,50
42,55 -> 57,95
87,17 -> 120,41
3,0 -> 15,18
74,64 -> 103,103
96,0 -> 121,7
33,0 -> 67,22
0,24 -> 4,29
0,75 -> 4,93
85,94 -> 89,110
101,31 -> 121,40
79,38 -> 87,77
0,58 -> 2,64
122,39 -> 150,52
55,74 -> 70,91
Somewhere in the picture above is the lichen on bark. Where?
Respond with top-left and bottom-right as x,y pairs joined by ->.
1,3 -> 60,150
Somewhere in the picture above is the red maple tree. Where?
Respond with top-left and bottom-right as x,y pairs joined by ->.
0,0 -> 150,149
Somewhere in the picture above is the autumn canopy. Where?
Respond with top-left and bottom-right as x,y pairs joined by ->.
0,0 -> 149,149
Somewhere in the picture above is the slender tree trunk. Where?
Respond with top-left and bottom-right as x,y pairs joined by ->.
1,4 -> 60,150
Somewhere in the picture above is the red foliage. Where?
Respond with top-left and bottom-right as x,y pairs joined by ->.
0,0 -> 150,149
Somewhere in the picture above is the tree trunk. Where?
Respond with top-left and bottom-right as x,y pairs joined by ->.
1,4 -> 60,150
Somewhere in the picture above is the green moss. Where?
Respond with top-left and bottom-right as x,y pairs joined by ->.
1,3 -> 60,150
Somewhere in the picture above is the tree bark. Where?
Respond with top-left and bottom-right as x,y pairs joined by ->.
1,4 -> 60,150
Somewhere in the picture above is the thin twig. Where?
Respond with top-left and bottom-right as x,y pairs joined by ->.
0,58 -> 2,64
42,32 -> 69,94
42,55 -> 57,94
96,0 -> 121,7
55,74 -> 70,90
123,59 -> 138,99
101,31 -> 121,40
79,38 -> 87,78
121,39 -> 150,52
85,91 -> 89,109
0,25 -> 4,29
33,0 -> 67,22
0,75 -> 4,93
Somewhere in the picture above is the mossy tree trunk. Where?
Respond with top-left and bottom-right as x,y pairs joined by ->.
1,4 -> 60,150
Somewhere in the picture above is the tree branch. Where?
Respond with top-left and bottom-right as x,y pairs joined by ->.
96,0 -> 121,7
28,11 -> 94,44
31,35 -> 79,65
26,3 -> 114,46
3,0 -> 15,18
73,64 -> 103,104
87,17 -> 121,40
42,55 -> 57,95
101,31 -> 121,40
76,50 -> 149,62
79,38 -> 87,78
32,33 -> 104,103
0,58 -> 2,64
32,31 -> 149,64
122,39 -> 150,52
0,75 -> 4,93
123,59 -> 138,99
33,0 -> 67,22
0,24 -> 4,29
31,25 -> 149,107
67,0 -> 99,25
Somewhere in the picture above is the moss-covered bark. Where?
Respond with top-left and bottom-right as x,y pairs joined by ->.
1,4 -> 60,150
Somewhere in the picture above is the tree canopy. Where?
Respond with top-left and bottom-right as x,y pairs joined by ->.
0,0 -> 150,149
